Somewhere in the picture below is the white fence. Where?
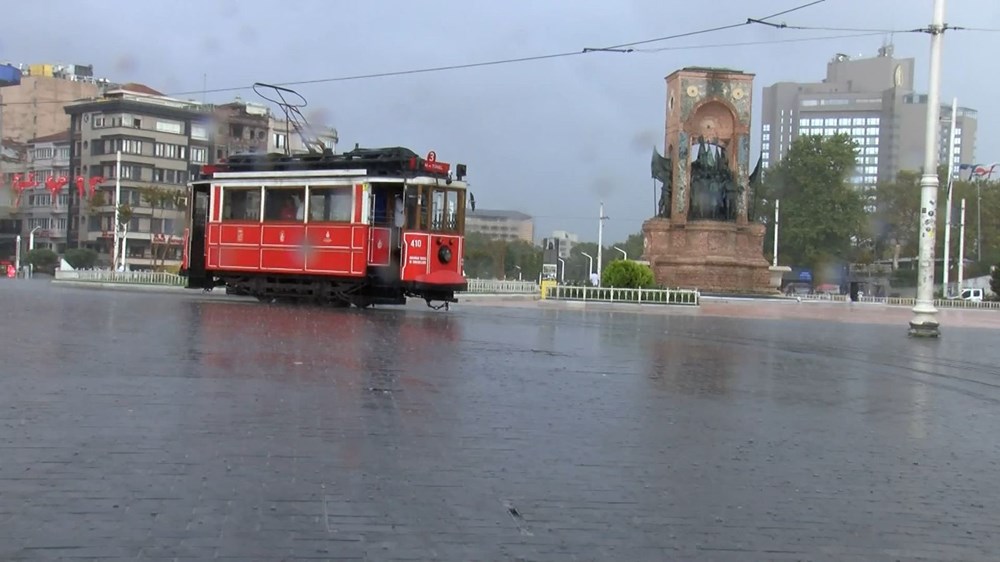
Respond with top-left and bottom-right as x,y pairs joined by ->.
56,269 -> 186,286
796,292 -> 1000,310
545,284 -> 700,306
461,279 -> 540,294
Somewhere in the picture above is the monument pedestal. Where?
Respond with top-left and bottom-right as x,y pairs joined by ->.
642,218 -> 775,294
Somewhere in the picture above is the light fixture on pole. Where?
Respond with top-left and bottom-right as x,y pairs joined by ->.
613,246 -> 627,260
28,226 -> 41,252
514,265 -> 522,281
28,226 -> 41,278
942,98 -> 957,297
909,0 -> 947,338
557,257 -> 566,284
596,202 -> 608,286
580,251 -> 594,277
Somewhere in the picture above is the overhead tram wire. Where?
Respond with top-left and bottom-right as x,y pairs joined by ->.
3,0 -> 830,106
584,0 -> 827,52
632,31 -> 889,53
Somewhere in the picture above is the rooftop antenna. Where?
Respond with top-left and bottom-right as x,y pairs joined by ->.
252,82 -> 326,156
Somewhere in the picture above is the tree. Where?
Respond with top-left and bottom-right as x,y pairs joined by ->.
872,170 -> 921,268
991,265 -> 1000,296
601,260 -> 654,288
756,134 -> 868,280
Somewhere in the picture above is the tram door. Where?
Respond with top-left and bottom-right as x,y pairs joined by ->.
185,182 -> 210,288
369,184 -> 403,281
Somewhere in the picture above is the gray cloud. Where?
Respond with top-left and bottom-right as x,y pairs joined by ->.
3,0 -> 996,244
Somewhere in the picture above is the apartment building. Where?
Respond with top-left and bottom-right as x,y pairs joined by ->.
12,131 -> 72,252
0,62 -> 106,143
64,83 -> 212,268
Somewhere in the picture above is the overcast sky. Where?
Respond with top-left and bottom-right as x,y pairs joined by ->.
3,0 -> 996,243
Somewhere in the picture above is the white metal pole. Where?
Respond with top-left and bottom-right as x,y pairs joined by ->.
121,226 -> 128,271
14,234 -> 21,276
958,198 -> 966,291
597,201 -> 605,286
614,246 -> 627,260
557,258 -> 565,283
773,199 -> 780,267
942,97 -> 957,297
113,149 -> 121,271
28,226 -> 39,278
910,0 -> 946,337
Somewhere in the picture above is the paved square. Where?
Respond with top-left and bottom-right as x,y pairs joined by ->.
2,281 -> 998,560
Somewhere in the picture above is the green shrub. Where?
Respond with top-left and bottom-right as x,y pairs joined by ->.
25,248 -> 59,274
64,248 -> 98,270
601,260 -> 655,288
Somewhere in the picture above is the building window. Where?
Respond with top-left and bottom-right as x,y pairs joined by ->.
191,147 -> 208,163
155,120 -> 183,135
191,124 -> 209,141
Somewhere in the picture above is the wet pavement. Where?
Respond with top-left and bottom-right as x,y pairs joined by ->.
2,280 -> 999,561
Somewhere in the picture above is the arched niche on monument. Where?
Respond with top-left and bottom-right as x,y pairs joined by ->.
686,100 -> 740,222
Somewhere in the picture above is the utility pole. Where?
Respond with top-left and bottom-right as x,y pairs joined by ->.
910,0 -> 947,338
957,198 -> 966,291
942,98 -> 957,297
772,199 -> 780,267
596,201 -> 608,286
113,149 -> 121,271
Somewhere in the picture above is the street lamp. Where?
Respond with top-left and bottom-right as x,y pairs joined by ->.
28,226 -> 41,252
557,257 -> 566,284
580,251 -> 594,276
28,226 -> 41,278
613,246 -> 627,260
514,265 -> 522,281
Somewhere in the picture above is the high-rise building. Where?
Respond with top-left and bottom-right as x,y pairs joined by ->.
760,45 -> 977,193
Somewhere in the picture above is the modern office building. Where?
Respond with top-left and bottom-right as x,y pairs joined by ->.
760,45 -> 977,192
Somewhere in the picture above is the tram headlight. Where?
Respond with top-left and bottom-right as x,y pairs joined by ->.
438,245 -> 452,264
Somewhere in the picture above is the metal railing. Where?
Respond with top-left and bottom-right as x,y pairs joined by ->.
545,284 -> 700,306
56,269 -> 186,286
462,279 -> 540,294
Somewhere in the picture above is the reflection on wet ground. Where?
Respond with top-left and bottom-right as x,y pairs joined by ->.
2,281 -> 999,560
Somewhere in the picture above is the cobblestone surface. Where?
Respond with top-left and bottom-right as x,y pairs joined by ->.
2,280 -> 999,560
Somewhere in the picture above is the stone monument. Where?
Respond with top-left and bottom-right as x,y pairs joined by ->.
642,67 -> 773,294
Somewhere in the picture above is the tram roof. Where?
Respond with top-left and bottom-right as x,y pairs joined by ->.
200,146 -> 465,182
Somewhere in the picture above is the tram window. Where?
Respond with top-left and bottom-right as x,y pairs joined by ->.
222,187 -> 261,221
308,187 -> 353,222
430,188 -> 460,232
264,187 -> 305,221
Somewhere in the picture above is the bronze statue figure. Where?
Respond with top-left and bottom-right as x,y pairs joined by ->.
651,147 -> 672,218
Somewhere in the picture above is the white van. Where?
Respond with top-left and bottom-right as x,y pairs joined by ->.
959,288 -> 984,302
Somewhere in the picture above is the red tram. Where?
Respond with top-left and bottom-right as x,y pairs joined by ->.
179,146 -> 469,308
